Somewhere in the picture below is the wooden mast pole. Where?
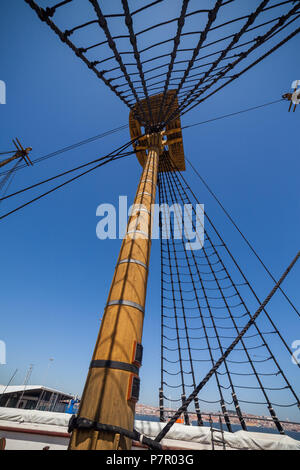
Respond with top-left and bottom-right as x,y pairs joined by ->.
0,140 -> 33,169
69,133 -> 162,450
0,153 -> 22,169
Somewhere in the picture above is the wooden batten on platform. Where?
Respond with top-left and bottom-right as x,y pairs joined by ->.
129,91 -> 186,172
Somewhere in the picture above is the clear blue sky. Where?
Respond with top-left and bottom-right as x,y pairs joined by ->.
0,1 -> 299,422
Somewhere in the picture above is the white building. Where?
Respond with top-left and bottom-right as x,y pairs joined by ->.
0,385 -> 74,412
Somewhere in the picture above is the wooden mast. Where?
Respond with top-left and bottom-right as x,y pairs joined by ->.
0,139 -> 33,169
69,133 -> 163,450
69,92 -> 185,450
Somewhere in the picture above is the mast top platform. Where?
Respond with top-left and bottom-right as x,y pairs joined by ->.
129,90 -> 185,172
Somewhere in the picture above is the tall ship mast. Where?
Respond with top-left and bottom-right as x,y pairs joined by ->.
1,0 -> 300,452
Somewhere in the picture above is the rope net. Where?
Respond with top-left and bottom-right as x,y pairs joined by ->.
25,0 -> 300,131
158,152 -> 299,434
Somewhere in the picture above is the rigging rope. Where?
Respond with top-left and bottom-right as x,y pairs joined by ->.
0,150 -> 135,203
24,0 -> 300,129
181,99 -> 284,130
186,156 -> 300,319
0,97 -> 286,181
0,124 -> 128,177
169,155 -> 300,369
0,160 -> 21,204
180,22 -> 300,120
156,246 -> 300,442
0,139 -> 136,221
159,169 -> 201,427
20,0 -> 300,448
158,152 -> 299,436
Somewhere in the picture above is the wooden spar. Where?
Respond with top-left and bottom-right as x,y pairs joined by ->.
0,140 -> 33,169
0,151 -> 33,169
68,133 -> 163,450
0,153 -> 21,169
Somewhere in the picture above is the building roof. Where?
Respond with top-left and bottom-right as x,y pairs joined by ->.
0,385 -> 74,398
